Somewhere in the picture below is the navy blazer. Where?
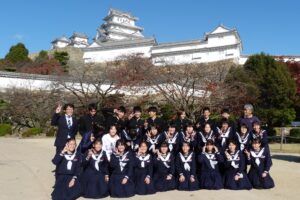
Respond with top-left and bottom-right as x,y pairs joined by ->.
51,113 -> 78,148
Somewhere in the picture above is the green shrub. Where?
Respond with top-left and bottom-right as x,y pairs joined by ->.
45,127 -> 56,137
290,128 -> 300,138
22,128 -> 42,137
0,124 -> 12,136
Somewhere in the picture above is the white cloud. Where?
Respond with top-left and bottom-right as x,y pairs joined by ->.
13,33 -> 24,40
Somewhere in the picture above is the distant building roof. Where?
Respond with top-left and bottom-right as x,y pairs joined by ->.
70,32 -> 88,39
104,8 -> 139,21
51,36 -> 70,44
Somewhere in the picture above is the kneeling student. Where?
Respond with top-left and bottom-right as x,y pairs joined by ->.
176,142 -> 199,191
109,140 -> 135,198
134,141 -> 156,195
51,138 -> 81,200
81,138 -> 109,198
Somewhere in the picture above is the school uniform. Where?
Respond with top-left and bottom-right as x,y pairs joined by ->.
78,114 -> 105,137
77,130 -> 93,155
198,151 -> 224,189
105,115 -> 128,134
101,133 -> 120,161
215,127 -> 234,153
51,151 -> 81,200
134,153 -> 156,195
247,147 -> 275,189
81,150 -> 109,198
109,151 -> 135,198
176,152 -> 199,191
153,153 -> 176,192
162,131 -> 182,155
147,117 -> 167,132
51,113 -> 78,153
195,116 -> 215,132
250,129 -> 269,149
234,132 -> 251,152
128,117 -> 145,130
172,118 -> 191,132
223,150 -> 252,190
144,134 -> 164,155
121,129 -> 142,152
197,131 -> 216,152
238,115 -> 260,132
179,131 -> 198,152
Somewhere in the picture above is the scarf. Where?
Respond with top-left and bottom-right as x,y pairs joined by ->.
91,151 -> 104,171
227,150 -> 240,169
199,131 -> 214,144
147,135 -> 160,151
250,148 -> 265,166
118,152 -> 129,171
165,132 -> 179,151
204,152 -> 218,169
236,132 -> 250,151
137,154 -> 151,168
179,152 -> 193,171
159,153 -> 171,168
64,151 -> 77,170
217,127 -> 231,147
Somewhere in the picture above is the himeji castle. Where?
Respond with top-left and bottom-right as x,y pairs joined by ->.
51,9 -> 299,65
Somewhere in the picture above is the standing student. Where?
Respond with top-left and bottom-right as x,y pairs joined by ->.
51,138 -> 81,200
197,123 -> 216,152
180,122 -> 198,151
223,140 -> 252,190
251,121 -> 269,149
134,141 -> 156,195
215,119 -> 234,153
176,142 -> 199,191
102,125 -> 120,161
127,106 -> 145,130
51,103 -> 78,153
147,106 -> 167,132
217,108 -> 237,133
109,140 -> 135,198
245,138 -> 275,189
196,107 -> 215,132
104,106 -> 128,134
198,140 -> 224,190
238,104 -> 260,132
144,126 -> 163,155
162,124 -> 182,154
78,103 -> 105,138
172,110 -> 190,132
81,139 -> 109,198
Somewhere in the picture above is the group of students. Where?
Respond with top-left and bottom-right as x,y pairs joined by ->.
51,103 -> 275,200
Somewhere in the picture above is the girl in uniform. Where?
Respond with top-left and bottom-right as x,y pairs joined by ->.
109,139 -> 135,197
153,142 -> 176,192
81,138 -> 109,198
176,142 -> 199,191
245,138 -> 275,189
198,139 -> 223,190
223,140 -> 252,190
197,123 -> 216,152
134,141 -> 156,195
145,126 -> 163,155
51,138 -> 81,200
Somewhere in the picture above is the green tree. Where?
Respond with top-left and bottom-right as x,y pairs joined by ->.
35,50 -> 49,62
54,51 -> 69,72
5,43 -> 31,63
244,53 -> 297,127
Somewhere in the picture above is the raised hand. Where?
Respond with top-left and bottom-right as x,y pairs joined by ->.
55,104 -> 62,113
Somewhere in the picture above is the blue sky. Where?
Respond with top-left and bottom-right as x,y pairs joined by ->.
0,0 -> 299,58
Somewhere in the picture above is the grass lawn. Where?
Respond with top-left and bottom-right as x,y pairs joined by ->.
270,143 -> 300,154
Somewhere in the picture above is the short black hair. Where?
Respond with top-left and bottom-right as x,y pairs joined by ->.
133,106 -> 142,113
202,107 -> 210,112
93,138 -> 102,145
63,103 -> 75,110
221,108 -> 230,114
115,139 -> 126,148
118,106 -> 126,113
88,103 -> 97,111
148,106 -> 158,113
